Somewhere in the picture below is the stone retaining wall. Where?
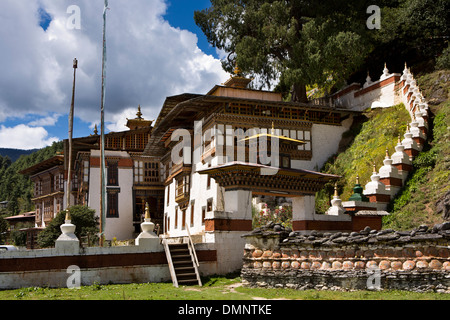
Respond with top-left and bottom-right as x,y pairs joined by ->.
241,222 -> 450,292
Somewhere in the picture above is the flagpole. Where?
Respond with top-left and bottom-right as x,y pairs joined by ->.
66,58 -> 78,222
99,0 -> 109,246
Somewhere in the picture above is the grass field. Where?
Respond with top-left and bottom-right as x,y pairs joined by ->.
1,274 -> 449,300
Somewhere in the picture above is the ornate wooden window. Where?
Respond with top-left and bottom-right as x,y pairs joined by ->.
106,136 -> 121,149
107,161 -> 118,186
107,191 -> 119,218
34,180 -> 42,197
175,174 -> 190,203
134,160 -> 160,184
182,209 -> 186,230
202,206 -> 206,226
190,201 -> 195,227
166,185 -> 170,206
125,133 -> 148,150
164,213 -> 169,233
175,206 -> 178,229
207,198 -> 213,212
35,204 -> 41,222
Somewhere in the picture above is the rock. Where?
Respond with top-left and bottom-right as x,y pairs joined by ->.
330,232 -> 342,240
377,229 -> 394,235
333,236 -> 348,243
353,236 -> 369,243
418,224 -> 429,232
440,230 -> 450,238
367,237 -> 378,244
436,190 -> 450,220
395,236 -> 411,243
432,221 -> 450,233
377,233 -> 400,241
411,233 -> 442,241
264,221 -> 275,229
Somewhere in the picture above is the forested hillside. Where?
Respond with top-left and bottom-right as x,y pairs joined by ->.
0,141 -> 63,216
0,148 -> 39,163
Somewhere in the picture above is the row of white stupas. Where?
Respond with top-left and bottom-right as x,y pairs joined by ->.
327,63 -> 430,215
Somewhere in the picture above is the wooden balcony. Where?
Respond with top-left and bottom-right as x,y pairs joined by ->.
175,182 -> 190,204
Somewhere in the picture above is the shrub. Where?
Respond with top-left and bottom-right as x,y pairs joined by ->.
253,204 -> 292,229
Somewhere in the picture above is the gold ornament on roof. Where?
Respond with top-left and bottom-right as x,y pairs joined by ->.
145,202 -> 151,220
136,105 -> 143,119
233,63 -> 242,77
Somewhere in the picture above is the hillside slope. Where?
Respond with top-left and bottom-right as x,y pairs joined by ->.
316,103 -> 411,213
384,70 -> 449,229
317,69 -> 449,230
0,148 -> 39,163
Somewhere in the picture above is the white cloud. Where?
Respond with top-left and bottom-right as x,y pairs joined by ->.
0,124 -> 59,150
0,0 -> 229,147
28,113 -> 61,127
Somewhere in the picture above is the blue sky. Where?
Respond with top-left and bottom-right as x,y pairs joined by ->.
164,0 -> 218,57
0,0 -> 228,150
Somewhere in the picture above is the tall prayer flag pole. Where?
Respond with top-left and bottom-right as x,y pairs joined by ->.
66,58 -> 78,222
99,0 -> 109,246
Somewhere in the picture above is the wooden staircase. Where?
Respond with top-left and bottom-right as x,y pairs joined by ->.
163,230 -> 202,287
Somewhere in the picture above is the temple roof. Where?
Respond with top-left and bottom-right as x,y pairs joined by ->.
197,161 -> 340,197
20,155 -> 64,176
126,105 -> 154,130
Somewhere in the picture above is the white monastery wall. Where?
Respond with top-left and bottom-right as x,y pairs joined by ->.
88,150 -> 135,241
291,117 -> 353,171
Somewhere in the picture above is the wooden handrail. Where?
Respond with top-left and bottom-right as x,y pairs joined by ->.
162,238 -> 178,288
185,224 -> 199,267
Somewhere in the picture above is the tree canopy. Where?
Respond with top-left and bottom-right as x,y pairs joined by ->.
195,0 -> 376,101
195,0 -> 449,100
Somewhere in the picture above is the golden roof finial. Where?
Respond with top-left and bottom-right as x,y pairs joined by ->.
94,124 -> 98,135
356,175 -> 360,185
233,59 -> 242,77
373,163 -> 377,173
385,148 -> 390,158
136,105 -> 143,119
334,182 -> 339,197
398,134 -> 401,144
145,202 -> 151,220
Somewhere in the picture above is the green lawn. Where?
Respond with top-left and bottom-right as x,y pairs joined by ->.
1,274 -> 449,300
